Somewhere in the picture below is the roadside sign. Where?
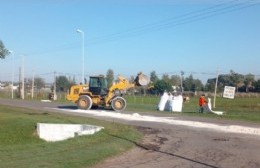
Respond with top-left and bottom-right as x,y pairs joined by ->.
223,86 -> 236,99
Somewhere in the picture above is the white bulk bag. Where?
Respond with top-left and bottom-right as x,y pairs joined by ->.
171,95 -> 183,112
165,94 -> 173,111
158,92 -> 169,111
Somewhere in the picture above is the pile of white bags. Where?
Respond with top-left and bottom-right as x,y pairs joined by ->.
158,92 -> 183,112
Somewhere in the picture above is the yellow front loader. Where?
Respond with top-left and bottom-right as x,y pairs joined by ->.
66,72 -> 149,111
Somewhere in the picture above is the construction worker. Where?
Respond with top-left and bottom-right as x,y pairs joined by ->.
199,94 -> 207,113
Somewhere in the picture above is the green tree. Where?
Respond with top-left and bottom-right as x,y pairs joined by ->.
230,70 -> 244,91
24,78 -> 32,93
183,74 -> 204,92
150,71 -> 159,83
253,79 -> 260,92
243,73 -> 255,92
24,77 -> 45,97
207,70 -> 246,92
170,75 -> 181,86
207,74 -> 234,92
162,74 -> 171,83
0,40 -> 10,59
153,79 -> 172,94
205,78 -> 216,92
193,79 -> 204,91
56,76 -> 71,92
216,70 -> 243,92
218,74 -> 234,90
106,69 -> 114,88
183,74 -> 194,91
67,76 -> 76,85
34,77 -> 45,90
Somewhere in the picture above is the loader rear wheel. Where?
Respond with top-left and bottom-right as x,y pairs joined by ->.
111,97 -> 126,112
77,95 -> 92,110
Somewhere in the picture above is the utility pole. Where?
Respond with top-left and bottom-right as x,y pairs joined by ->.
31,70 -> 34,99
9,50 -> 14,99
19,67 -> 21,99
21,56 -> 25,99
180,71 -> 184,95
53,71 -> 57,100
213,70 -> 219,108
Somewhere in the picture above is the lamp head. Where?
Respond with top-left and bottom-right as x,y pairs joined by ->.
76,29 -> 83,33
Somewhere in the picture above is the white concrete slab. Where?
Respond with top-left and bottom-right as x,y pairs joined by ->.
37,123 -> 104,142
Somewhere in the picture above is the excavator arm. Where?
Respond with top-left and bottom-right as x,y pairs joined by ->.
105,76 -> 135,106
105,72 -> 149,106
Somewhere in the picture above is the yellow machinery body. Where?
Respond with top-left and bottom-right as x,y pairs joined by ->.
66,73 -> 149,111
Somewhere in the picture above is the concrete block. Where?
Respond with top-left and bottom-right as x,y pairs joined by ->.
37,123 -> 104,142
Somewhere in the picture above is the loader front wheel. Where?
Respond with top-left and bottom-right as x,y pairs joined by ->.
77,95 -> 92,110
111,97 -> 126,112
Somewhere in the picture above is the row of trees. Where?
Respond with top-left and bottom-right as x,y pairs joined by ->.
1,40 -> 260,95
206,70 -> 257,93
104,70 -> 260,95
2,68 -> 260,96
149,71 -> 203,94
149,70 -> 260,94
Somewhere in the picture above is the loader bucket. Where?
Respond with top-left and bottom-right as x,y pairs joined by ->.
136,73 -> 150,86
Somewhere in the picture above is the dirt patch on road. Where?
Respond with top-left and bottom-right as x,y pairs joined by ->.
92,126 -> 166,168
136,127 -> 168,151
93,125 -> 260,168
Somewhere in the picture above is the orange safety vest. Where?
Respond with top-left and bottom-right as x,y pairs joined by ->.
199,96 -> 207,106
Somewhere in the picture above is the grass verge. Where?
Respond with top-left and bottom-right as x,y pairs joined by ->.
0,105 -> 142,168
125,96 -> 260,123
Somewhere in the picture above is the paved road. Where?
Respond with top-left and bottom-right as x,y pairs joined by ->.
1,98 -> 260,168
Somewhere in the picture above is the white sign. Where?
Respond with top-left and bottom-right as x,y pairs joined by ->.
223,86 -> 236,99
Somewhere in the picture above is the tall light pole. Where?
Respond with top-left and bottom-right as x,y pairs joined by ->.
213,70 -> 219,108
53,71 -> 57,100
180,71 -> 184,95
9,50 -> 14,99
76,29 -> 85,84
21,55 -> 25,100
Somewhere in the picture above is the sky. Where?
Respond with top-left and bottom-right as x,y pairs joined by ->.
0,0 -> 260,84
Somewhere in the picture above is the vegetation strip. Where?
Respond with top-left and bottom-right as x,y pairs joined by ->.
0,105 -> 142,168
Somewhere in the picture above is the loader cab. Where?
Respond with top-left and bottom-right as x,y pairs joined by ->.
89,76 -> 108,96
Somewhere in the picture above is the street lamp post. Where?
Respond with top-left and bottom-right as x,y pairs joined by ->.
9,50 -> 14,99
76,29 -> 85,84
180,71 -> 184,95
21,55 -> 25,100
213,70 -> 219,108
